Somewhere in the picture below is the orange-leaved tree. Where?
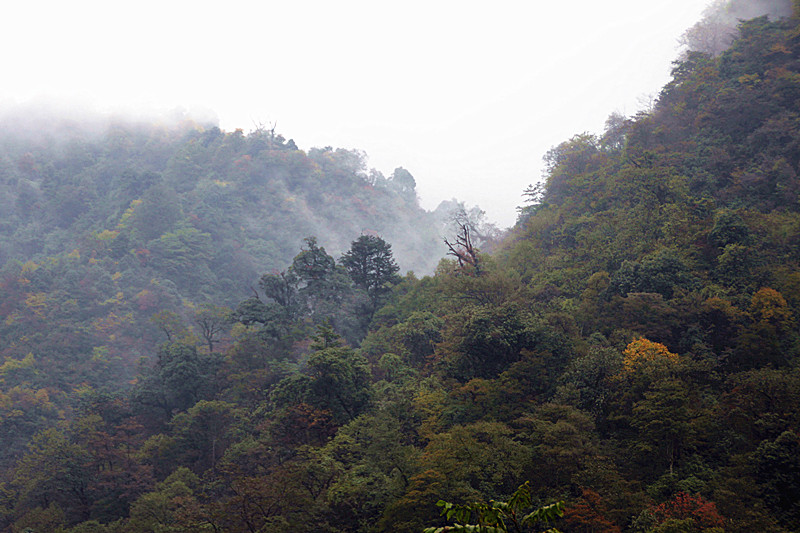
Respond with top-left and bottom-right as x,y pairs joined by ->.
622,338 -> 680,373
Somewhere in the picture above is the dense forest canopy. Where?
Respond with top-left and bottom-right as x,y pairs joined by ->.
2,1 -> 800,532
0,105 -> 487,382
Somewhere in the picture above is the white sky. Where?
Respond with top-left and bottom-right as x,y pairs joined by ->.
1,0 -> 712,227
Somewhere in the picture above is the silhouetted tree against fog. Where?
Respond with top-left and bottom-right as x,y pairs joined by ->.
445,220 -> 481,275
341,234 -> 401,318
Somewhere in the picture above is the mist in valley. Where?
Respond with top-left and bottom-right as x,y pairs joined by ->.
2,2 -> 800,532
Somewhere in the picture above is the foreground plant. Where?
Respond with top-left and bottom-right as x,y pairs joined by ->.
423,482 -> 564,533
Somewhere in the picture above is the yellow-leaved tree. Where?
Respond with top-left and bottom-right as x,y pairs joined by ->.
622,338 -> 680,373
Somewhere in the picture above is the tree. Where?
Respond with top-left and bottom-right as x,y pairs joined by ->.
291,236 -> 336,293
323,411 -> 418,532
649,491 -> 725,532
150,310 -> 190,343
445,220 -> 482,276
437,303 -> 561,382
132,342 -> 218,418
305,346 -> 372,424
389,167 -> 416,197
517,183 -> 546,222
709,210 -> 750,248
753,430 -> 800,527
734,287 -> 796,368
155,343 -> 207,413
679,0 -> 739,56
171,400 -> 239,473
11,428 -> 93,526
719,367 -> 800,445
129,184 -> 181,242
631,378 -> 694,476
341,234 -> 400,316
193,304 -> 232,353
541,133 -> 600,205
392,311 -> 444,364
610,250 -> 697,299
556,341 -> 623,417
147,227 -> 213,288
563,488 -> 621,533
259,269 -> 301,318
622,338 -> 681,373
270,330 -> 372,425
127,467 -> 200,532
289,236 -> 351,321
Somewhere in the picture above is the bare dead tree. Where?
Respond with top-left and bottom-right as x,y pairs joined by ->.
252,120 -> 278,144
444,220 -> 481,275
448,204 -> 503,252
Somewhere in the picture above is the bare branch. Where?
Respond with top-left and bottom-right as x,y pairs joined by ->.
444,221 -> 481,275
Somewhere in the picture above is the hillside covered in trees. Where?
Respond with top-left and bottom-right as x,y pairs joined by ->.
0,107 -> 475,383
2,1 -> 800,532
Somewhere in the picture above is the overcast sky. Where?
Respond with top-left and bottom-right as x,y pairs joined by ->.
2,0 -> 713,227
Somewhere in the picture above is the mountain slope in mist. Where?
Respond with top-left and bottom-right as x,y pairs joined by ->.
3,4 -> 800,533
0,112 -> 459,394
0,110 -> 447,278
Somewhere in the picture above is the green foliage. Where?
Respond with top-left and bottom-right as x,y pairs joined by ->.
631,378 -> 695,475
193,303 -> 232,353
270,338 -> 372,425
132,342 -> 220,419
753,430 -> 800,526
0,115 -> 447,430
2,7 -> 800,533
170,400 -> 239,472
259,269 -> 301,318
292,236 -> 337,293
609,249 -> 698,299
306,347 -> 373,423
709,209 -> 750,248
555,340 -> 623,416
437,302 -> 569,383
423,482 -> 564,533
341,234 -> 401,311
129,184 -> 182,242
148,227 -> 213,290
126,467 -> 199,532
11,428 -> 91,524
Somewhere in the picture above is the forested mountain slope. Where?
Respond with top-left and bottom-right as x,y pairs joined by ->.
0,109 -> 446,279
2,3 -> 800,533
506,8 -> 800,360
0,110 -> 453,384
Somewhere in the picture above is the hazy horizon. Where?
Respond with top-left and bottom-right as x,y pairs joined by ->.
1,1 -> 730,227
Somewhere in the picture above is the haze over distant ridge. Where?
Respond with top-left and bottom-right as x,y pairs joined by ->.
2,0 -> 789,226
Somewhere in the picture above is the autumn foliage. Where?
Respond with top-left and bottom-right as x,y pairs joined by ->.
651,492 -> 725,530
2,4 -> 800,533
622,337 -> 680,372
